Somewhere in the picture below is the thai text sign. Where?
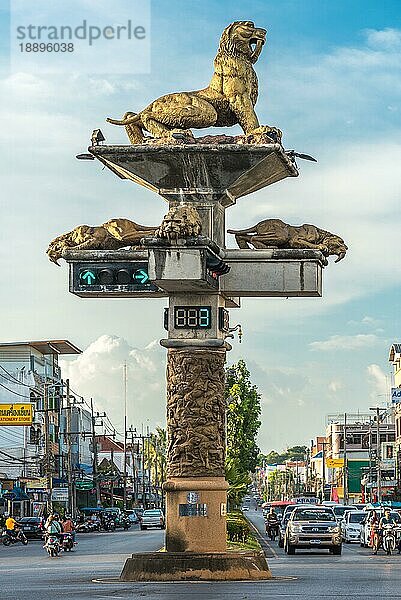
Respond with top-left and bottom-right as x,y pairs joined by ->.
0,403 -> 34,425
326,458 -> 344,468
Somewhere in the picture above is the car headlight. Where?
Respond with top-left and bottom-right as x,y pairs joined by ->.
328,526 -> 340,533
290,525 -> 302,533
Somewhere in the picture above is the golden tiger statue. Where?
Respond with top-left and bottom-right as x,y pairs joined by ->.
106,21 -> 281,144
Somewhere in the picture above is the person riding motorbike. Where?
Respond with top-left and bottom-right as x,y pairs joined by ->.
62,515 -> 76,543
368,510 -> 379,548
5,515 -> 18,539
44,514 -> 62,544
373,508 -> 397,555
265,508 -> 280,538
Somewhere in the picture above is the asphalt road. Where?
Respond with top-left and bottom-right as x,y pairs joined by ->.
2,513 -> 401,600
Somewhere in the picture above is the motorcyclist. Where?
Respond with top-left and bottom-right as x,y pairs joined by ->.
265,508 -> 280,537
5,515 -> 18,539
374,508 -> 397,555
62,515 -> 76,543
44,514 -> 62,544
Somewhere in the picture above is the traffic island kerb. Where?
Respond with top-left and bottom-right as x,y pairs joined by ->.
120,551 -> 272,582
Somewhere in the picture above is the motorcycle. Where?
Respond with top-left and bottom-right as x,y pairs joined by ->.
102,517 -> 116,532
266,522 -> 280,541
45,534 -> 61,557
382,524 -> 397,556
1,528 -> 28,546
62,532 -> 75,552
122,517 -> 132,531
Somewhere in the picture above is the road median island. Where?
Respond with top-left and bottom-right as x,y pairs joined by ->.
119,512 -> 271,581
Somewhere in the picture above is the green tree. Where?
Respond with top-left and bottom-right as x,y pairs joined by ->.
226,360 -> 262,475
225,458 -> 251,509
263,445 -> 307,465
145,427 -> 167,504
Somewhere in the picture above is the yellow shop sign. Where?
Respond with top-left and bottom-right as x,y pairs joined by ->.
326,458 -> 345,468
0,403 -> 34,425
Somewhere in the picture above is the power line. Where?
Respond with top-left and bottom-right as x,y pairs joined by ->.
0,365 -> 39,389
0,380 -> 32,398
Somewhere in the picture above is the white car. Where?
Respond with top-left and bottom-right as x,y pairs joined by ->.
332,505 -> 358,523
341,510 -> 365,543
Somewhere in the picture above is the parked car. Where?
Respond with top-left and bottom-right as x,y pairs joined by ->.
140,508 -> 165,530
360,509 -> 401,547
340,510 -> 365,543
332,505 -> 357,523
17,516 -> 45,539
125,510 -> 140,524
284,506 -> 342,555
241,505 -> 250,512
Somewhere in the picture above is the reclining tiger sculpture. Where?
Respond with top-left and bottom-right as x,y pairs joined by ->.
46,205 -> 203,265
46,219 -> 158,265
227,219 -> 348,264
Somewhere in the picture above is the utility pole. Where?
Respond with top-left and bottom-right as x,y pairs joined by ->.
368,420 -> 373,503
370,406 -> 385,503
343,413 -> 349,505
90,398 -> 101,507
43,382 -> 53,514
110,447 -> 115,508
377,408 -> 382,503
321,441 -> 326,502
65,379 -> 76,518
123,362 -> 128,511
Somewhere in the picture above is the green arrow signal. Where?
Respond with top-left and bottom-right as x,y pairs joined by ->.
134,269 -> 149,284
80,270 -> 96,285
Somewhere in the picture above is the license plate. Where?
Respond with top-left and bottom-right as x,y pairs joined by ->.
24,527 -> 33,531
310,539 -> 321,544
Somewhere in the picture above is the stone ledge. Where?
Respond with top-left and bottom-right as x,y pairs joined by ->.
120,551 -> 272,582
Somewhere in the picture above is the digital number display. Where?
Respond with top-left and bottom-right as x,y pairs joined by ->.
174,306 -> 211,329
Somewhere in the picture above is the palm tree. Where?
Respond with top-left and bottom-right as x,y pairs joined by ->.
144,427 -> 167,506
226,458 -> 251,510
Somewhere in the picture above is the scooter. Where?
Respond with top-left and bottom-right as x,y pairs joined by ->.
266,522 -> 279,541
382,524 -> 397,556
1,528 -> 28,546
61,532 -> 76,552
122,517 -> 132,531
45,534 -> 61,557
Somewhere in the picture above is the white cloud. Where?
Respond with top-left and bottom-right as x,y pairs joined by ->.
60,335 -> 166,435
328,380 -> 343,393
310,334 -> 379,352
367,363 -> 389,398
365,28 -> 401,50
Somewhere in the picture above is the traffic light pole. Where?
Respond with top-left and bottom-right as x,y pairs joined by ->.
60,138 -> 334,580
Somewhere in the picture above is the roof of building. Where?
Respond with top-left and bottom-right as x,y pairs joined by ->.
96,436 -> 124,452
389,344 -> 401,363
0,340 -> 81,355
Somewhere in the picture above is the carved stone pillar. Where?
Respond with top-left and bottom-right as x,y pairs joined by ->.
164,347 -> 228,553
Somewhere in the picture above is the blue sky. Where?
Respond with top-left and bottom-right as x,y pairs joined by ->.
1,0 -> 401,450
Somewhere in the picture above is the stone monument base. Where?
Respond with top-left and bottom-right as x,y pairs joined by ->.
164,477 -> 228,553
120,551 -> 272,581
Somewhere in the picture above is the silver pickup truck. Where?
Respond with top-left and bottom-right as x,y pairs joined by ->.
284,506 -> 342,555
140,508 -> 165,530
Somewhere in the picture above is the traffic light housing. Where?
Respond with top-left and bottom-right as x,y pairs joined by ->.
70,261 -> 166,298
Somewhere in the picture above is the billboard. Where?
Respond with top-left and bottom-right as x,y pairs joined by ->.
391,388 -> 401,404
0,403 -> 34,425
